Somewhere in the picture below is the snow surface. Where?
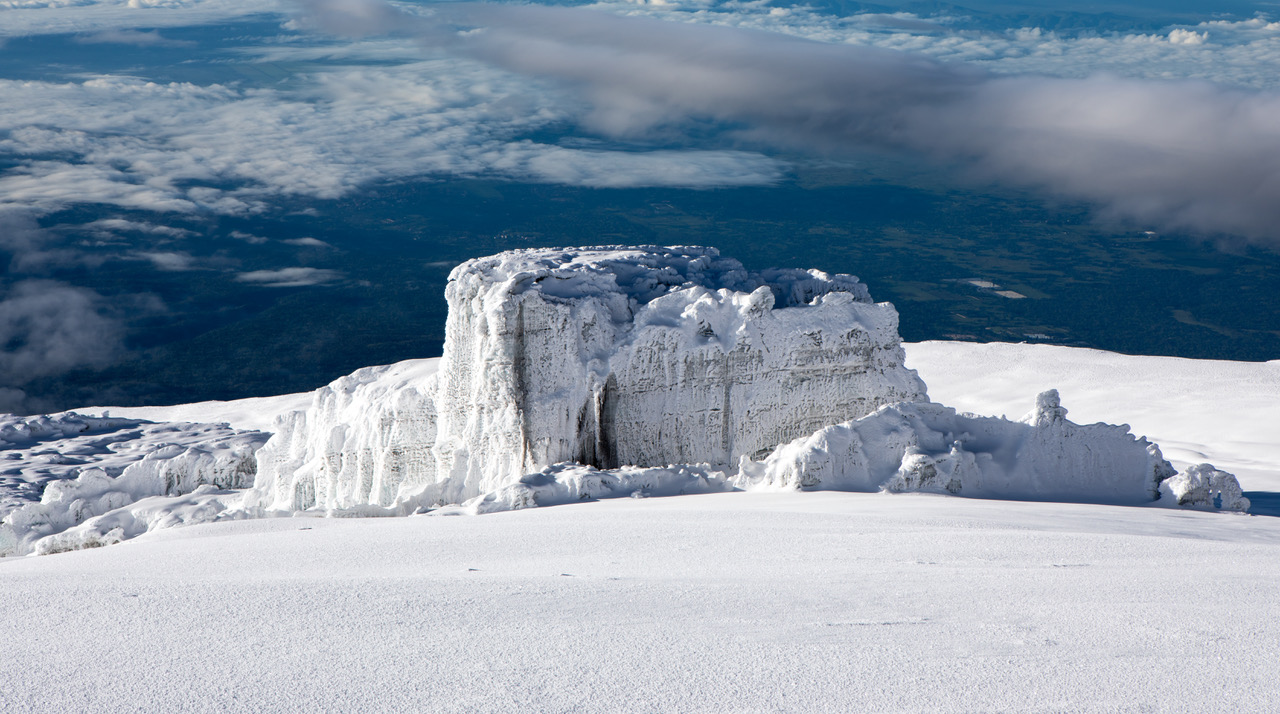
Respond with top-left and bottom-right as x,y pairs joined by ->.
2,491 -> 1277,713
74,391 -> 313,433
904,341 -> 1280,492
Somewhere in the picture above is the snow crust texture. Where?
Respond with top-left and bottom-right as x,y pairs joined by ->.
0,413 -> 266,556
253,246 -> 926,512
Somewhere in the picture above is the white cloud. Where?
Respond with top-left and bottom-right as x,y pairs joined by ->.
135,251 -> 196,270
299,0 -> 1280,242
4,0 -> 1280,243
235,267 -> 342,287
230,230 -> 268,244
0,65 -> 783,219
74,28 -> 195,46
0,0 -> 282,37
82,218 -> 194,238
587,1 -> 1280,89
282,237 -> 330,247
1167,29 -> 1207,46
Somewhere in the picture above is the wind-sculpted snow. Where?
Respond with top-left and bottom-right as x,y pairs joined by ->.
735,390 -> 1190,506
254,245 -> 924,511
245,358 -> 441,513
0,413 -> 266,556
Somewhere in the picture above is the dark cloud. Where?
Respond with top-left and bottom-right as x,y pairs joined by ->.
301,0 -> 1280,243
0,210 -> 93,273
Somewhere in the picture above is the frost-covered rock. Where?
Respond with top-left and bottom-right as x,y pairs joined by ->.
252,245 -> 925,511
0,414 -> 266,557
736,390 -> 1180,506
1160,463 -> 1251,512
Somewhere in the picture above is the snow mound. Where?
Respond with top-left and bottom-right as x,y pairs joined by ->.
736,390 -> 1179,506
0,413 -> 267,556
253,245 -> 925,512
1161,463 -> 1251,512
30,485 -> 250,556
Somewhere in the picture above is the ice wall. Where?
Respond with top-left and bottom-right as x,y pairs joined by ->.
253,246 -> 925,511
247,246 -> 1247,517
246,359 -> 441,512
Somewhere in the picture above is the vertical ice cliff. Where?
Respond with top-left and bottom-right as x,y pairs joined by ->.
252,246 -> 925,511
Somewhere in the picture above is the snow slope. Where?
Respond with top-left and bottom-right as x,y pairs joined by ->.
74,391 -> 313,433
2,491 -> 1277,713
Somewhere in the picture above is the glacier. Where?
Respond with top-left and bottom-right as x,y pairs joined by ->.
251,246 -> 926,512
247,245 -> 1245,517
0,245 -> 1255,555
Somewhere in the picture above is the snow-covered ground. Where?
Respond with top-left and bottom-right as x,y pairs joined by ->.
2,491 -> 1277,712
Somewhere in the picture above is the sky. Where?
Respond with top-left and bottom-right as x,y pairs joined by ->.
1,0 -> 1278,412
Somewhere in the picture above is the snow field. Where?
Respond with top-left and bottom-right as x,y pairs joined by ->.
1,491 -> 1277,713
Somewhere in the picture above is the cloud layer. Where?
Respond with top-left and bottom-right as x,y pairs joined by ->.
0,65 -> 782,219
302,0 -> 1280,242
2,0 -> 1279,241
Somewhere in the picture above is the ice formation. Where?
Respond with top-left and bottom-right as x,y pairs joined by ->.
0,413 -> 266,556
0,246 -> 1256,555
251,246 -> 926,512
735,390 -> 1174,504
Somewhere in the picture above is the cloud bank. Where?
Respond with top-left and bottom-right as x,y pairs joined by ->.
0,66 -> 782,219
301,0 -> 1280,243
